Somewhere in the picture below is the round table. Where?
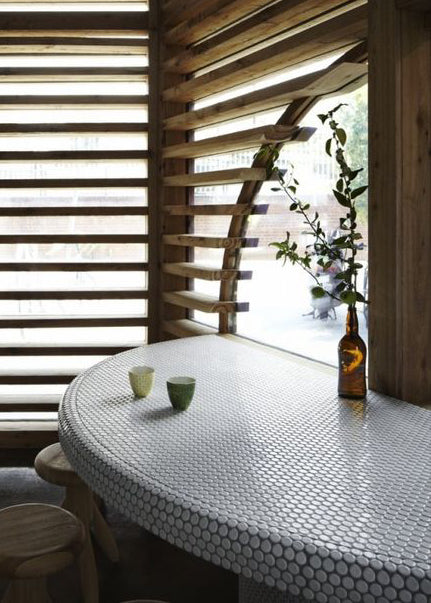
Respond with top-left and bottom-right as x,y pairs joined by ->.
59,335 -> 431,603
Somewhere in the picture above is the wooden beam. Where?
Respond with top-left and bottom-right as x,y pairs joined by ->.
0,123 -> 148,133
0,206 -> 148,216
0,37 -> 148,55
0,423 -> 58,450
0,178 -> 148,188
0,234 -> 148,244
163,167 -> 270,186
0,95 -> 148,109
396,0 -> 431,9
369,0 -> 431,406
163,234 -> 258,249
163,203 -> 268,215
162,262 -> 252,280
0,67 -> 149,83
0,289 -> 148,300
0,316 -> 148,328
165,0 -> 366,73
163,6 -> 367,102
0,261 -> 148,271
0,373 -> 77,385
163,0 -> 269,34
0,343 -> 144,356
163,291 -> 248,313
162,318 -> 218,338
0,151 -> 148,160
164,61 -> 367,131
0,395 -> 61,413
163,125 -> 315,158
0,12 -> 149,31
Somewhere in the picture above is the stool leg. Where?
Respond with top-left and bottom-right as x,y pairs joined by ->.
63,485 -> 99,603
92,501 -> 120,563
1,578 -> 50,603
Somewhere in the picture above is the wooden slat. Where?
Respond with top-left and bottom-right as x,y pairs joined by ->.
396,0 -> 430,9
0,288 -> 148,300
0,67 -> 149,82
0,179 -> 148,189
0,261 -> 148,271
0,206 -> 148,216
165,0 -> 366,73
163,318 -> 218,338
162,125 -> 315,158
0,234 -> 148,243
0,37 -> 149,55
0,12 -> 149,31
0,394 -> 61,413
0,315 -> 148,328
163,234 -> 258,249
164,62 -> 368,131
162,262 -> 252,280
163,290 -> 248,313
0,151 -> 149,160
163,6 -> 367,102
0,123 -> 148,133
0,343 -> 144,356
163,203 -> 268,216
164,0 -> 273,44
0,423 -> 58,450
0,372 -> 78,385
163,168 -> 270,186
0,95 -> 148,109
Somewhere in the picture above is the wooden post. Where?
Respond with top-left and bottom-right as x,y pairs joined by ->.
369,0 -> 431,405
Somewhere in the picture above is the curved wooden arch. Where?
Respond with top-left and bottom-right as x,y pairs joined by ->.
218,41 -> 368,333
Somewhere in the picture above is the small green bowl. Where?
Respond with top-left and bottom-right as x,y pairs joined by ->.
167,376 -> 196,411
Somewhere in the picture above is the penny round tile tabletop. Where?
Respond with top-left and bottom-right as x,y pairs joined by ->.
59,335 -> 431,603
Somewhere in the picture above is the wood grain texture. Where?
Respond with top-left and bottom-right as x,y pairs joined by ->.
0,12 -> 149,31
162,125 -> 315,158
163,290 -> 248,313
163,203 -> 268,215
165,0 -> 366,74
162,318 -> 218,338
162,262 -> 252,280
163,6 -> 367,102
163,234 -> 258,249
163,168 -> 269,186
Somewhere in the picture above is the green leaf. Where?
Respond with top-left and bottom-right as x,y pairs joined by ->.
355,292 -> 366,303
336,179 -> 344,192
311,286 -> 326,299
335,282 -> 347,293
340,290 -> 357,305
270,187 -> 281,192
317,114 -> 328,124
289,203 -> 297,211
333,190 -> 351,207
336,128 -> 347,146
351,185 -> 368,199
325,138 -> 332,157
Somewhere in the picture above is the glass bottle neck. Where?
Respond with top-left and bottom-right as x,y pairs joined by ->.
345,304 -> 359,335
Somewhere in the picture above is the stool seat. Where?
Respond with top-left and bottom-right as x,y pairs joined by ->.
0,503 -> 85,603
34,443 -> 82,487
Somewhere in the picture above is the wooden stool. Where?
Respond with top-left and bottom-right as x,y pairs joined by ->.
0,503 -> 85,603
34,443 -> 119,603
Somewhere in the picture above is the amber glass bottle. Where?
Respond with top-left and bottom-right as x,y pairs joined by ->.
338,305 -> 367,398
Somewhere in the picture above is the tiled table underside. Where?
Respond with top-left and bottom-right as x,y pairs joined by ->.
59,335 -> 431,603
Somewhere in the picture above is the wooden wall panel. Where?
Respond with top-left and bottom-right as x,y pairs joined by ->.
369,0 -> 431,405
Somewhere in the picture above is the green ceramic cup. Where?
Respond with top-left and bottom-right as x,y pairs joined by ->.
167,376 -> 196,411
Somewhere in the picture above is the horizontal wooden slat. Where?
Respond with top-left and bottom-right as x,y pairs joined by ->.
163,262 -> 252,280
164,61 -> 368,131
163,168 -> 270,186
163,318 -> 218,338
163,6 -> 367,102
0,394 -> 61,413
164,0 -> 271,44
0,288 -> 148,300
0,37 -> 149,55
0,422 -> 58,449
163,203 -> 268,216
0,12 -> 149,31
0,179 -> 148,189
0,67 -> 149,82
396,0 -> 430,9
165,0 -> 366,73
0,151 -> 149,161
0,372 -> 78,385
0,342 -> 144,356
0,315 -> 148,328
0,234 -> 148,243
0,95 -> 148,109
163,291 -> 248,313
163,234 -> 258,249
0,206 -> 148,216
0,123 -> 148,133
163,125 -> 315,158
0,261 -> 148,271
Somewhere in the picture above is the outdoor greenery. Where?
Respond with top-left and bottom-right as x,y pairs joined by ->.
266,103 -> 369,308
